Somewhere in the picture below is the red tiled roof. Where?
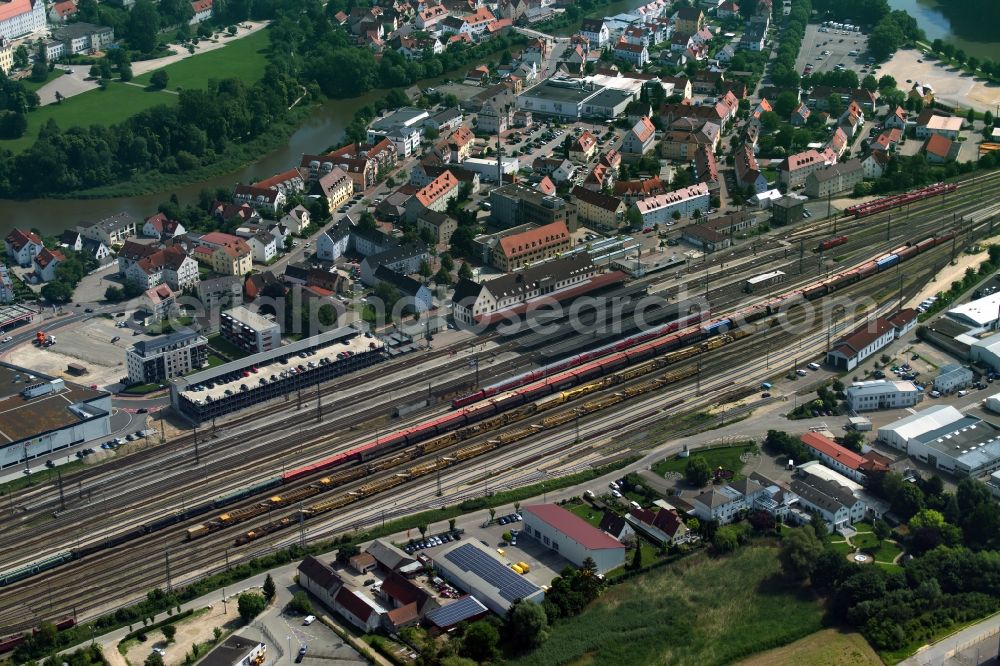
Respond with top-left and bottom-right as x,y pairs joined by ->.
631,116 -> 655,143
614,176 -> 664,197
887,308 -> 916,329
52,0 -> 77,17
0,0 -> 34,22
334,587 -> 376,622
523,504 -> 625,550
415,170 -> 458,207
191,0 -> 211,12
573,130 -> 597,153
6,228 -> 42,251
536,175 -> 556,195
924,134 -> 953,159
631,508 -> 685,537
251,167 -> 303,190
801,432 -> 864,470
830,317 -> 893,359
498,220 -> 570,258
34,248 -> 65,269
380,570 -> 428,609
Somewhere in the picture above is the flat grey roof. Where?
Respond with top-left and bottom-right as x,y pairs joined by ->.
520,81 -> 599,105
586,87 -> 634,108
172,324 -> 363,388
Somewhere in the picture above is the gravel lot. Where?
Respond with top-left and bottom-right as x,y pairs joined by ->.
880,48 -> 1000,114
795,24 -> 871,77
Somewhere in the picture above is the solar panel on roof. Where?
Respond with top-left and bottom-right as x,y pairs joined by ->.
443,544 -> 540,602
426,595 -> 488,627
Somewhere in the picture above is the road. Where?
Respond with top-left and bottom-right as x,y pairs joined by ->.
900,613 -> 1000,666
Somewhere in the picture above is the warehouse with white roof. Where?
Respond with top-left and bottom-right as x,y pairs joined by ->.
969,332 -> 1000,371
878,405 -> 1000,477
947,292 -> 1000,330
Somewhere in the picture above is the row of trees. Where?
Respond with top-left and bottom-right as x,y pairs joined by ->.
770,0 -> 812,88
929,39 -> 1000,82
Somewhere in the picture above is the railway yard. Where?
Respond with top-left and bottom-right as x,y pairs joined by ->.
3,169 -> 1000,658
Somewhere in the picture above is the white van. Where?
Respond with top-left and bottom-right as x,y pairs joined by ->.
807,362 -> 821,371
303,615 -> 316,625
796,369 -> 808,376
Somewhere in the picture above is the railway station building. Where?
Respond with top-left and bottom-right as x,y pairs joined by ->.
825,310 -> 916,371
170,324 -> 384,422
0,363 -> 112,470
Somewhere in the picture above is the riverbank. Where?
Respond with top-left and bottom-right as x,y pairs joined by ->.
878,48 -> 999,113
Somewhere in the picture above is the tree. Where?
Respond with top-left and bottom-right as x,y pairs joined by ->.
873,519 -> 892,541
503,600 -> 548,652
145,653 -> 165,666
287,591 -> 313,616
418,259 -> 432,278
358,210 -> 377,233
684,457 -> 711,487
120,64 -> 133,82
335,543 -> 360,565
440,253 -> 455,272
967,107 -> 976,124
162,624 -> 177,643
434,267 -> 452,285
774,91 -> 799,118
129,0 -> 162,53
984,110 -> 994,127
458,262 -> 473,280
778,526 -> 823,580
631,545 -> 643,569
30,60 -> 48,83
237,591 -> 266,624
759,110 -> 780,132
861,74 -> 878,92
13,45 -> 28,70
878,75 -> 897,90
461,621 -> 499,663
842,431 -> 864,452
150,70 -> 170,90
262,574 -> 276,602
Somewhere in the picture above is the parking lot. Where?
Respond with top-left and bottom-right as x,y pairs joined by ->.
401,509 -> 566,593
795,23 -> 872,77
11,314 -> 151,387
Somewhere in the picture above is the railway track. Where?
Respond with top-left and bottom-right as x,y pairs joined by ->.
0,218 -> 978,634
4,172 -> 996,640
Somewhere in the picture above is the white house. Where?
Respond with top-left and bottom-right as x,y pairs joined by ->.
933,363 -> 974,394
33,248 -> 65,283
625,508 -> 690,545
248,232 -> 277,264
579,18 -> 609,49
690,478 -> 768,524
5,228 -> 44,267
845,380 -> 921,412
790,472 -> 867,529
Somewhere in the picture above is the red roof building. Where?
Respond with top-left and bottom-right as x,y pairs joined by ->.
522,504 -> 626,574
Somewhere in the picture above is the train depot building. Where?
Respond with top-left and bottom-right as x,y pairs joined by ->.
0,363 -> 111,470
521,503 -> 626,574
170,324 -> 384,422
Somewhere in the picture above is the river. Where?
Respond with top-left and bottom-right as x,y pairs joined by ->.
888,0 -> 1000,62
1,0 -> 663,236
0,90 -> 385,236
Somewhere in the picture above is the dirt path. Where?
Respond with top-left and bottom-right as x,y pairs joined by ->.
904,248 -> 987,307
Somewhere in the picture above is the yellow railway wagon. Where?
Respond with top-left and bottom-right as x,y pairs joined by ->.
497,425 -> 539,444
423,432 -> 460,454
306,493 -> 353,515
542,411 -> 576,428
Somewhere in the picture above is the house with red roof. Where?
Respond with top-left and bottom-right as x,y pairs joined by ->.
189,0 -> 212,23
626,507 -> 691,546
569,130 -> 598,162
5,228 -> 43,267
333,587 -> 383,632
621,116 -> 656,161
48,0 -> 77,22
521,503 -> 625,574
404,169 -> 459,222
33,248 -> 65,283
800,431 -> 889,483
924,134 -> 959,164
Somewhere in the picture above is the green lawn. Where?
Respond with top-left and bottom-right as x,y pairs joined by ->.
851,531 -> 880,552
207,334 -> 250,360
0,81 -> 177,153
566,502 -> 603,528
826,540 -> 855,556
652,442 -> 756,477
22,68 -> 65,92
133,30 -> 271,91
511,546 -> 824,666
871,540 -> 902,563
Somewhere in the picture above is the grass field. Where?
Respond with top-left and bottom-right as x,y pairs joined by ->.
872,541 -> 902,563
0,81 -> 177,153
735,628 -> 881,666
852,531 -> 880,552
510,546 -> 825,666
133,30 -> 271,91
22,69 -> 65,92
652,442 -> 756,477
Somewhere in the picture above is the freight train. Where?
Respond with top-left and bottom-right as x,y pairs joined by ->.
0,231 -> 958,593
843,182 -> 958,219
233,360 -> 709,546
451,311 -> 709,408
816,235 -> 848,252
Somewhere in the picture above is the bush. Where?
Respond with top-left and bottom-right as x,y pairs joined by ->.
287,591 -> 313,616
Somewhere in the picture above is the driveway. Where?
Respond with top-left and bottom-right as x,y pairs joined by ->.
36,65 -> 98,105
